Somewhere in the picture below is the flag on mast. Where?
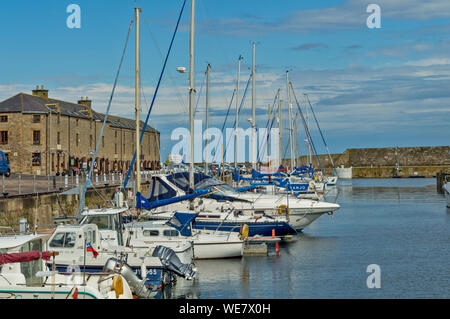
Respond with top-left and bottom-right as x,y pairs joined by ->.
86,242 -> 98,258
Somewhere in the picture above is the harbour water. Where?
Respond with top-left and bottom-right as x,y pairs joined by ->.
162,178 -> 450,299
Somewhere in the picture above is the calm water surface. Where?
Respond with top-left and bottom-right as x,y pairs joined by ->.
163,178 -> 450,299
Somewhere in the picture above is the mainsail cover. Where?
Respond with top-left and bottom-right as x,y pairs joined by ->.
0,251 -> 53,265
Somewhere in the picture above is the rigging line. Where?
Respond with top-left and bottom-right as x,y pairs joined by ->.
212,89 -> 235,164
141,12 -> 188,113
194,74 -> 206,116
122,0 -> 187,192
257,91 -> 279,163
76,16 -> 135,220
289,81 -> 323,172
218,73 -> 252,172
305,94 -> 335,169
282,109 -> 299,167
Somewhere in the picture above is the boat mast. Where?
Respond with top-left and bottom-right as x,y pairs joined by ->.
251,42 -> 257,170
278,91 -> 282,168
306,96 -> 312,166
286,71 -> 295,169
189,0 -> 195,191
268,102 -> 272,172
204,63 -> 210,175
135,7 -> 141,200
235,55 -> 242,170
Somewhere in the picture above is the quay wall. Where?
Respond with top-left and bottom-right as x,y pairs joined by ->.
0,183 -> 150,232
289,146 -> 450,178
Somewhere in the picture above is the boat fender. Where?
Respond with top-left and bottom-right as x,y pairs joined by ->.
278,204 -> 289,215
239,224 -> 249,240
112,275 -> 124,299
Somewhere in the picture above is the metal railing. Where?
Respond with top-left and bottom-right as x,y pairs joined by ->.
0,171 -> 159,197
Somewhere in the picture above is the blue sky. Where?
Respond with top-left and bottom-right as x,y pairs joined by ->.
0,0 -> 449,162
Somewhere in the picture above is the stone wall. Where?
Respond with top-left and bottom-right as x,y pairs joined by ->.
0,183 -> 150,233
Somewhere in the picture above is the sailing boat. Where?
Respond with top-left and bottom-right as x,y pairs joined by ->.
48,7 -> 197,294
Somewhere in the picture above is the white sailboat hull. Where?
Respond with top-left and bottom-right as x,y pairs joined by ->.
193,241 -> 244,259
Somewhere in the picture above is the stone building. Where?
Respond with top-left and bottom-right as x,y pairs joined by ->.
0,85 -> 160,175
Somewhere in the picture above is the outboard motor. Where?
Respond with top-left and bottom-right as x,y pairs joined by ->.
152,245 -> 197,280
103,257 -> 155,299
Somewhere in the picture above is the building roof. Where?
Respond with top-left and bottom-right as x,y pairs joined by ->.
0,92 -> 159,134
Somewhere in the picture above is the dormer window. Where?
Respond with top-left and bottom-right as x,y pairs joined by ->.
33,115 -> 40,123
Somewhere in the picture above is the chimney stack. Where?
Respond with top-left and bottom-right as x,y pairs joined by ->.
32,85 -> 49,102
77,96 -> 92,108
78,96 -> 93,118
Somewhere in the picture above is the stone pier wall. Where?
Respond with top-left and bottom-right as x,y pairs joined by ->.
0,183 -> 150,232
289,146 -> 450,177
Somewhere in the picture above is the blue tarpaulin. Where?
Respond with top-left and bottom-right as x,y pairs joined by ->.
166,212 -> 198,236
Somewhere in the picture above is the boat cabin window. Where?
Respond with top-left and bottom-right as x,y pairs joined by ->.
143,230 -> 159,237
85,215 -> 109,230
163,230 -> 179,237
83,214 -> 123,246
19,239 -> 43,285
254,210 -> 265,215
205,215 -> 221,219
49,232 -> 76,248
84,230 -> 96,245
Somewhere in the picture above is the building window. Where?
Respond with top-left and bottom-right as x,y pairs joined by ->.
102,136 -> 105,148
76,133 -> 79,147
0,116 -> 7,122
90,135 -> 93,148
57,132 -> 60,145
33,115 -> 40,123
76,119 -> 79,126
32,153 -> 41,166
115,131 -> 117,138
115,143 -> 117,154
33,130 -> 40,145
0,131 -> 7,145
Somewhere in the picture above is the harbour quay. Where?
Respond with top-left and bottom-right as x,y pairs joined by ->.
287,146 -> 450,178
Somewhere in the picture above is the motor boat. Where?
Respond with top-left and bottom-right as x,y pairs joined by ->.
124,212 -> 245,259
46,208 -> 196,289
0,233 -> 135,299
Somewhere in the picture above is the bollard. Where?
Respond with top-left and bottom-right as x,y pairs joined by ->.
33,174 -> 36,194
120,173 -> 123,184
18,174 -> 22,195
76,174 -> 79,186
112,173 -> 115,184
52,176 -> 56,189
104,173 -> 107,184
64,175 -> 68,188
95,174 -> 98,184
